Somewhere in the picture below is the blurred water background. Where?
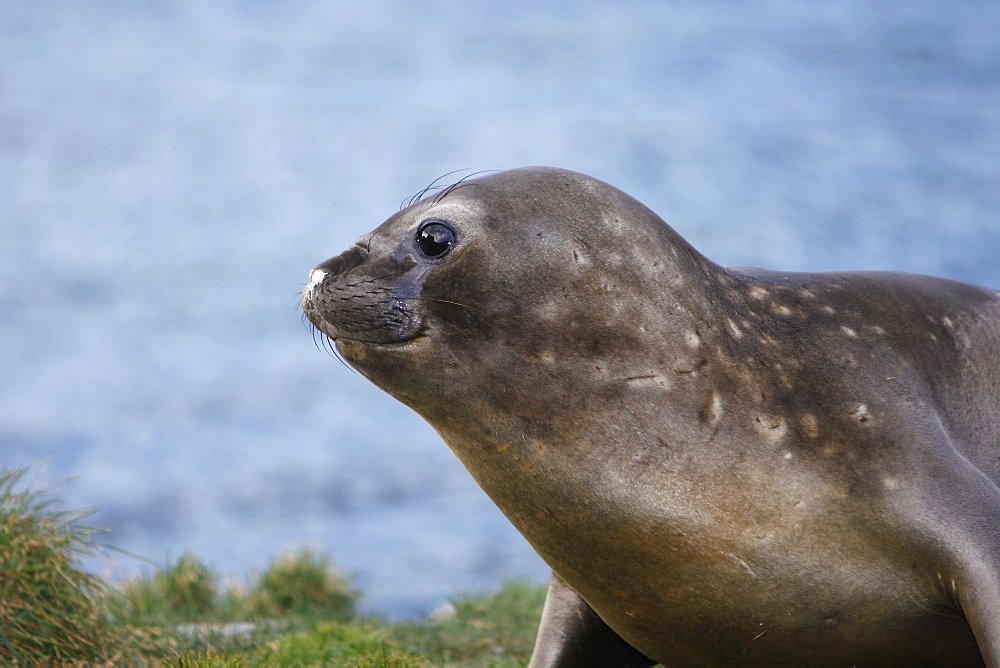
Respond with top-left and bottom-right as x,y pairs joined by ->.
2,0 -> 998,618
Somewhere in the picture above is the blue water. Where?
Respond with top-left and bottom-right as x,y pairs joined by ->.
2,0 -> 998,618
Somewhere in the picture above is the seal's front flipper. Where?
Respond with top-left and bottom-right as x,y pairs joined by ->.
917,438 -> 1000,667
962,577 -> 1000,667
946,530 -> 1000,667
528,572 -> 655,668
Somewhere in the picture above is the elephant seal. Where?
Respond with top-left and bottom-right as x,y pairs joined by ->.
301,167 -> 1000,666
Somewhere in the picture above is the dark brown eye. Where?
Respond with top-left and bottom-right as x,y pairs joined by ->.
416,220 -> 456,258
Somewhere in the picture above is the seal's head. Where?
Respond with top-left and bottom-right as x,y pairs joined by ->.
301,166 -> 715,422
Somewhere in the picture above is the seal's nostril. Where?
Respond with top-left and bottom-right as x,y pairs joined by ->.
313,244 -> 368,280
315,255 -> 343,276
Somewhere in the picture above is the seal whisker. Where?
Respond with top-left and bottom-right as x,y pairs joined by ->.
430,170 -> 496,204
422,314 -> 473,342
328,340 -> 353,372
402,169 -> 471,209
307,321 -> 353,371
397,296 -> 481,312
433,333 -> 475,376
431,182 -> 476,204
742,624 -> 773,653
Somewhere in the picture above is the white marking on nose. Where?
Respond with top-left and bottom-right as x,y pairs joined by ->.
306,268 -> 328,293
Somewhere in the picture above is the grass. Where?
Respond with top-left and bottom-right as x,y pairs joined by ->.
116,555 -> 543,666
0,466 -> 127,664
0,464 -> 546,665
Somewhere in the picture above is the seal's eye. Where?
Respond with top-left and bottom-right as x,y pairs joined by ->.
416,220 -> 456,259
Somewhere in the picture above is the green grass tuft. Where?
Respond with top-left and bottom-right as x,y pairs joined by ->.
247,546 -> 357,621
121,551 -> 219,625
0,465 -> 126,663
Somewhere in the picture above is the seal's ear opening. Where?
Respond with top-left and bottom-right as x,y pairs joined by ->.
416,220 -> 457,259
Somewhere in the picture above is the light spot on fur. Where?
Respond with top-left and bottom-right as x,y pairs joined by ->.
773,304 -> 793,317
836,353 -> 859,369
535,351 -> 556,365
820,441 -> 841,457
840,326 -> 857,337
850,404 -> 872,425
868,325 -> 886,335
883,477 -> 899,490
774,366 -> 794,390
749,286 -> 770,300
821,305 -> 836,315
800,413 -> 820,438
684,330 -> 701,348
727,319 -> 743,339
700,389 -> 723,427
536,300 -> 569,322
782,452 -> 793,460
754,415 -> 788,442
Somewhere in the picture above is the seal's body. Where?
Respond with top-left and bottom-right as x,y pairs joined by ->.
302,167 -> 1000,666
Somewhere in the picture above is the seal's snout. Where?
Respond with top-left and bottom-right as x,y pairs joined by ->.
301,238 -> 423,346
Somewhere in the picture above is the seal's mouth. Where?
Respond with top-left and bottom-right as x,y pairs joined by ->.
300,258 -> 425,346
334,332 -> 428,351
302,285 -> 425,349
309,320 -> 425,348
